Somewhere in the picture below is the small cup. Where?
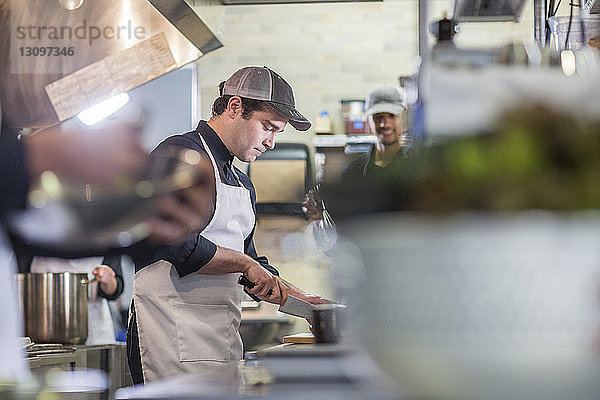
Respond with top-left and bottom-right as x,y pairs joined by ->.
312,305 -> 342,344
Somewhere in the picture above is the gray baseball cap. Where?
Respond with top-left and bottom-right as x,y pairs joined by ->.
365,85 -> 406,117
221,66 -> 311,131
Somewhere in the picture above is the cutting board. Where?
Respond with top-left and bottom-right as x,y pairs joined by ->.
283,333 -> 315,344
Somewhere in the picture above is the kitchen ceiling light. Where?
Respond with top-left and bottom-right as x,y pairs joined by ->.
77,93 -> 130,126
221,0 -> 380,4
57,0 -> 85,11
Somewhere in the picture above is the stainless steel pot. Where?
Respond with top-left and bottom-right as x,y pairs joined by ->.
15,272 -> 95,344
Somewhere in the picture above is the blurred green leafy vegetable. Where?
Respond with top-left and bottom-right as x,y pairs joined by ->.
325,106 -> 600,217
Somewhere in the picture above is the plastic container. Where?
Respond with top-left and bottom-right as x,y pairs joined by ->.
314,110 -> 333,135
548,15 -> 600,51
340,99 -> 369,135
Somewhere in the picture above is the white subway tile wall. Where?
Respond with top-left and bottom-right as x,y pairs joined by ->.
195,0 -> 534,144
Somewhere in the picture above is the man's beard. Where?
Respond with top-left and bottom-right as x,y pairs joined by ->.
380,132 -> 400,147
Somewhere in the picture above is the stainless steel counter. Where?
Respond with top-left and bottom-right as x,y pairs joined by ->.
115,343 -> 406,400
28,343 -> 132,400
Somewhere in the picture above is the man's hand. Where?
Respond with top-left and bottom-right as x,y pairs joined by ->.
282,278 -> 334,306
302,189 -> 323,220
199,247 -> 288,306
295,292 -> 334,305
92,265 -> 117,296
290,290 -> 335,312
244,263 -> 288,306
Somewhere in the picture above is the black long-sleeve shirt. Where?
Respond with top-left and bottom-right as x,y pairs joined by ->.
132,121 -> 279,278
325,143 -> 411,219
0,132 -> 30,217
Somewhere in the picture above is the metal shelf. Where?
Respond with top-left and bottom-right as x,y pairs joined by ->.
312,135 -> 377,148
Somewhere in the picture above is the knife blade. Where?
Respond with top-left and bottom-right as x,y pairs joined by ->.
277,294 -> 317,319
237,275 -> 319,319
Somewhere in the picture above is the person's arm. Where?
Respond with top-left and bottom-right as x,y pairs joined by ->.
96,254 -> 123,300
199,244 -> 288,306
7,123 -> 215,254
156,233 -> 217,277
0,135 -> 30,216
140,218 -> 284,305
139,227 -> 284,306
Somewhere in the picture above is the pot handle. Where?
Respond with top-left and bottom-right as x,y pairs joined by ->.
83,277 -> 99,301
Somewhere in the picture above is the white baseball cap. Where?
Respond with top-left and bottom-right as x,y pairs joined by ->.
365,85 -> 406,117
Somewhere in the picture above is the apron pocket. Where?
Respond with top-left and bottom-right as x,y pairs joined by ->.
173,302 -> 230,362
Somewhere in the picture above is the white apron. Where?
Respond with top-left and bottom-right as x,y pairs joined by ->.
132,133 -> 255,384
30,256 -> 117,345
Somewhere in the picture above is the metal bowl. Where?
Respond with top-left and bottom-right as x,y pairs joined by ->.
8,147 -> 205,251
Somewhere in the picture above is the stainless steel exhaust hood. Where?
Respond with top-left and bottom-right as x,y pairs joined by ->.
452,0 -> 527,22
149,0 -> 223,54
0,0 -> 222,129
221,0 -> 380,4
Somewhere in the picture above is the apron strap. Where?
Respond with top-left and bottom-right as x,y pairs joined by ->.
197,132 -> 243,186
197,133 -> 222,185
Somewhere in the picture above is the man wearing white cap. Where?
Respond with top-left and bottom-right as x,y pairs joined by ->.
303,84 -> 409,223
342,84 -> 409,179
128,66 -> 330,385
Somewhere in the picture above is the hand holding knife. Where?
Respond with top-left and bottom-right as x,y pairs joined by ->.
238,275 -> 270,293
238,275 -> 340,319
237,274 -> 287,305
238,275 -> 290,293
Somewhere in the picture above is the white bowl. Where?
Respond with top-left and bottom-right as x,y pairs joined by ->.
334,211 -> 600,400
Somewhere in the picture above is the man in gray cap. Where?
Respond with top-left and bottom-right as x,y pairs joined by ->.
127,66 -> 330,385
